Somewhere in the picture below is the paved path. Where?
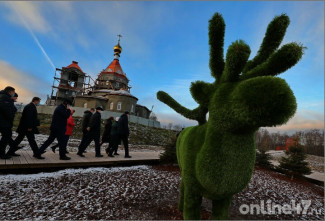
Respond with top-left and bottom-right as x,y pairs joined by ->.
0,150 -> 161,170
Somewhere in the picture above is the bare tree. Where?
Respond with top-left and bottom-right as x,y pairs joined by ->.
149,112 -> 158,121
173,124 -> 182,131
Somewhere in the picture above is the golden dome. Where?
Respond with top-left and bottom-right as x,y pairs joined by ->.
114,43 -> 122,53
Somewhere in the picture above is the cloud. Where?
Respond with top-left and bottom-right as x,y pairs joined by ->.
266,109 -> 324,133
1,2 -> 56,70
156,108 -> 323,133
1,1 -> 50,33
156,112 -> 197,128
79,2 -> 173,59
0,60 -> 48,104
282,2 -> 324,65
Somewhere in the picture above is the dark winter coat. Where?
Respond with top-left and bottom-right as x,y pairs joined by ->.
117,114 -> 129,136
110,121 -> 119,137
101,119 -> 112,143
0,90 -> 16,128
110,120 -> 120,144
16,102 -> 40,134
82,110 -> 92,132
50,104 -> 71,133
89,111 -> 101,133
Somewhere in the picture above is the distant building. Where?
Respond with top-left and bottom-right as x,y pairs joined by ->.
46,38 -> 152,119
46,61 -> 88,106
275,138 -> 298,151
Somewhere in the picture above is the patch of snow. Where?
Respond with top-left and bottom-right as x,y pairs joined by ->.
96,89 -> 137,98
0,165 -> 150,182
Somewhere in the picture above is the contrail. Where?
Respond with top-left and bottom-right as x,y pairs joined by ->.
12,6 -> 56,70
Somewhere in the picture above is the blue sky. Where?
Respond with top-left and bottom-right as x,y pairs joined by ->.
0,1 -> 323,132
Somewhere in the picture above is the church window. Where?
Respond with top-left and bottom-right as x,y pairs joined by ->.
131,104 -> 134,113
117,102 -> 122,110
84,103 -> 87,108
110,102 -> 114,110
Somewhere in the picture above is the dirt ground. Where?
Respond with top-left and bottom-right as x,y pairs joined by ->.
0,164 -> 323,220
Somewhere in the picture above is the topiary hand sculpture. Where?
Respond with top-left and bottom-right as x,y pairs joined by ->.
157,13 -> 304,220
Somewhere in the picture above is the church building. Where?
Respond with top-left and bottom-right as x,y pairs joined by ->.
49,38 -> 151,119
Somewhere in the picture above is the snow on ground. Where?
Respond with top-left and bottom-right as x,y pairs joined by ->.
0,165 -> 180,220
231,168 -> 324,220
267,150 -> 324,173
0,165 -> 323,220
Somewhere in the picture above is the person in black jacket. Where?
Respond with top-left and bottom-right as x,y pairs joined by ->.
6,93 -> 20,156
118,111 -> 131,158
78,108 -> 95,153
0,86 -> 16,159
6,97 -> 41,157
108,117 -> 120,157
101,116 -> 114,154
36,99 -> 71,160
77,106 -> 103,157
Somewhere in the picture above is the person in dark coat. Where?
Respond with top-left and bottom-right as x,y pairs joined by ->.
101,116 -> 114,153
6,97 -> 41,157
6,93 -> 20,156
78,108 -> 95,153
77,106 -> 103,158
0,86 -> 16,159
36,99 -> 71,160
118,111 -> 131,158
50,109 -> 76,154
108,117 -> 120,157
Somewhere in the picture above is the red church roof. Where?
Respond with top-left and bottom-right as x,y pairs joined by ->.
103,59 -> 125,76
63,61 -> 84,74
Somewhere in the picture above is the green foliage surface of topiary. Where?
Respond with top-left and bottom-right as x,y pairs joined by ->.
157,12 -> 304,220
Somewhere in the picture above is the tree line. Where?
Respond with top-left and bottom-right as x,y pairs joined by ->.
255,128 -> 324,157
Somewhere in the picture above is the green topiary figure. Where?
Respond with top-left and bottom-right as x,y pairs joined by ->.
157,13 -> 304,220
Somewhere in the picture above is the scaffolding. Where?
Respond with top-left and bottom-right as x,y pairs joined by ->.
46,68 -> 95,106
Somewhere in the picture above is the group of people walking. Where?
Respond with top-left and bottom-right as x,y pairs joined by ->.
0,86 -> 131,161
0,86 -> 41,159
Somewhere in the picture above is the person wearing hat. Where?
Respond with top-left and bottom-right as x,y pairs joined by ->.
36,99 -> 71,160
77,106 -> 103,157
118,111 -> 131,158
6,97 -> 41,157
